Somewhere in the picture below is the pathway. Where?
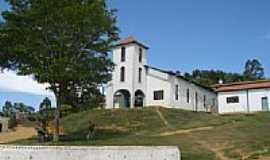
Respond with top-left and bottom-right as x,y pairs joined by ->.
0,125 -> 36,143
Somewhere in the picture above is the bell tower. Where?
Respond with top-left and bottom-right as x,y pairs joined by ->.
109,36 -> 149,108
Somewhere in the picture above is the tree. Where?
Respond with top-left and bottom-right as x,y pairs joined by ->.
37,97 -> 53,142
14,102 -> 28,112
2,101 -> 17,128
2,101 -> 14,117
0,0 -> 118,142
40,97 -> 52,112
243,59 -> 264,80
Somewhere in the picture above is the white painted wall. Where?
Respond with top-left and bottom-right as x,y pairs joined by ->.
217,91 -> 248,113
170,77 -> 217,112
105,43 -> 148,108
249,88 -> 270,112
144,68 -> 217,111
217,88 -> 270,113
0,146 -> 180,160
145,68 -> 172,107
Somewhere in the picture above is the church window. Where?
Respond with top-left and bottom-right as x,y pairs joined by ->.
139,68 -> 142,83
120,67 -> 125,82
121,47 -> 126,62
175,85 -> 179,100
139,48 -> 143,62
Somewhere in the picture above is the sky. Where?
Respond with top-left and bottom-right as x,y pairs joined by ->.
0,0 -> 270,109
109,0 -> 270,75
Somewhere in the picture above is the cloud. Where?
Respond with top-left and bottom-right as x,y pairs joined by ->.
0,70 -> 54,97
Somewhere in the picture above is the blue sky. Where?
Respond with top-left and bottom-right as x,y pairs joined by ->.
0,0 -> 270,109
109,0 -> 270,75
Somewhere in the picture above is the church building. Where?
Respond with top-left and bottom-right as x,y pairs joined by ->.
105,36 -> 217,112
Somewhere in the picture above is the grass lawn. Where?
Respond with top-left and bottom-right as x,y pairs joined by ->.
11,107 -> 270,160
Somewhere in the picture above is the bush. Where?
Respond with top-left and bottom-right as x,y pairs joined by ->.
8,113 -> 17,129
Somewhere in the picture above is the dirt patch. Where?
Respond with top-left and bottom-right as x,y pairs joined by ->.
97,124 -> 128,132
155,107 -> 171,128
157,126 -> 214,136
198,141 -> 230,160
0,125 -> 36,143
257,156 -> 270,160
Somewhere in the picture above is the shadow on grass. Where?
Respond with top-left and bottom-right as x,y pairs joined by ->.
9,127 -> 131,145
60,128 -> 130,143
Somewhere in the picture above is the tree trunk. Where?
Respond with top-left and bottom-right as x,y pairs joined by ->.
53,95 -> 61,142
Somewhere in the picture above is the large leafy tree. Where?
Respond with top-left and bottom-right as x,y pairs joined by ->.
0,0 -> 118,141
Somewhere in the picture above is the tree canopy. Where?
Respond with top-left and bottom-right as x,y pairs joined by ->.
243,59 -> 264,80
0,0 -> 119,141
184,59 -> 265,87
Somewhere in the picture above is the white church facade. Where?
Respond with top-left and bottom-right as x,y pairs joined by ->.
105,36 -> 217,112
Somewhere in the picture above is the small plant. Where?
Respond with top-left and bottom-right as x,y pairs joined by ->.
86,121 -> 96,140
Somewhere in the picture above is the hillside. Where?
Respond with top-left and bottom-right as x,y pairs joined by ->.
13,107 -> 270,160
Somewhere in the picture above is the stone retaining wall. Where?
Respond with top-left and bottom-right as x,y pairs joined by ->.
0,145 -> 180,160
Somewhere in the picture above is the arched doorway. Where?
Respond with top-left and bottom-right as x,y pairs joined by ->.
113,90 -> 131,108
135,90 -> 145,107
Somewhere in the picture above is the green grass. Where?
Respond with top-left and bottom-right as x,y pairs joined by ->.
12,107 -> 270,160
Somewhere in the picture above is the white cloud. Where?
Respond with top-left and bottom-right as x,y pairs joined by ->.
0,70 -> 54,97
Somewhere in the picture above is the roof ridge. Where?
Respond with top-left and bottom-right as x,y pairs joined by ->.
113,36 -> 149,49
213,79 -> 270,87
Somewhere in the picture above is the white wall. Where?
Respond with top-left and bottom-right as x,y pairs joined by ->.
218,91 -> 248,113
145,68 -> 217,111
105,43 -> 148,108
170,77 -> 217,112
145,68 -> 172,107
217,88 -> 270,113
0,146 -> 180,160
249,88 -> 270,112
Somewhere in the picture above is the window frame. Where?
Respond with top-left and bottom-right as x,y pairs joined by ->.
138,68 -> 142,83
186,88 -> 190,103
154,90 -> 164,100
203,95 -> 207,108
226,96 -> 239,104
121,47 -> 126,62
139,48 -> 143,63
175,85 -> 179,100
120,66 -> 125,82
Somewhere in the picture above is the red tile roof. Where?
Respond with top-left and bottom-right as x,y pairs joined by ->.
114,36 -> 149,49
212,80 -> 270,92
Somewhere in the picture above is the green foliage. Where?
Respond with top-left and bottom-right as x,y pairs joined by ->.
184,59 -> 265,87
244,59 -> 265,80
0,0 -> 119,141
60,104 -> 74,117
38,97 -> 54,122
36,97 -> 54,142
2,101 -> 14,117
8,113 -> 17,129
2,101 -> 34,115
